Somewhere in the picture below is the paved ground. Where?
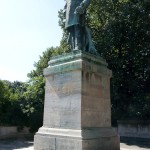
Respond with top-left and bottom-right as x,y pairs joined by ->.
0,138 -> 150,150
120,138 -> 150,150
121,142 -> 150,150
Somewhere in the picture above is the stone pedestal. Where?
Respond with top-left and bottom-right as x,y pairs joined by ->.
34,51 -> 120,150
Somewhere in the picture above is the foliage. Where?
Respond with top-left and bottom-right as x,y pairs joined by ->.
87,0 -> 150,124
21,76 -> 45,132
0,80 -> 27,126
0,80 -> 10,125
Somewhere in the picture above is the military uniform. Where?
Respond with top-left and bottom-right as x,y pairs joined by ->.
65,0 -> 94,51
65,0 -> 91,28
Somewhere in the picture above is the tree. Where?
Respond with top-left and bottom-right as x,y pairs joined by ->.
87,0 -> 150,124
0,80 -> 27,126
20,76 -> 45,132
0,80 -> 10,125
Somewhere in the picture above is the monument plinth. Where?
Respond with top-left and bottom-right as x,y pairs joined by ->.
34,51 -> 120,150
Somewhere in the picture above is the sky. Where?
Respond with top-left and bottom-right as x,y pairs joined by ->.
0,0 -> 65,82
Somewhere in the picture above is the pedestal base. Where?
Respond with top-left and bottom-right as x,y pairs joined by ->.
34,127 -> 119,150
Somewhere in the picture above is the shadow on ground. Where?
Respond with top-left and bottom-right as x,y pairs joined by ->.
121,137 -> 150,149
0,137 -> 33,150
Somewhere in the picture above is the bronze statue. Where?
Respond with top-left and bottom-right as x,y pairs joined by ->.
64,0 -> 98,54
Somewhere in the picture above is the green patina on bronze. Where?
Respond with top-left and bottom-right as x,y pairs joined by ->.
49,50 -> 106,66
44,51 -> 111,76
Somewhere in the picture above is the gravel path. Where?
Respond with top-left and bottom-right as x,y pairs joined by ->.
0,138 -> 150,150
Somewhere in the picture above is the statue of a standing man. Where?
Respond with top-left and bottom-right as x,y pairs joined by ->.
64,0 -> 98,54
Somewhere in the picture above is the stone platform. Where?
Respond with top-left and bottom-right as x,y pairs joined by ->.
34,51 -> 120,150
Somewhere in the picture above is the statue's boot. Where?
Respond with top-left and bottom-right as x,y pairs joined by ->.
74,25 -> 83,51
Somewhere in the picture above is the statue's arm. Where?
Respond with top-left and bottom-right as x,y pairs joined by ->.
74,0 -> 91,15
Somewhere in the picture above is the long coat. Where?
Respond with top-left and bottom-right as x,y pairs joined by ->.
65,0 -> 91,28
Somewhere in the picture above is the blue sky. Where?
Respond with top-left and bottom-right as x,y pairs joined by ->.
0,0 -> 65,82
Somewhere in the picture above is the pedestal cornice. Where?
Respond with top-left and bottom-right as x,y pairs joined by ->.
44,50 -> 112,77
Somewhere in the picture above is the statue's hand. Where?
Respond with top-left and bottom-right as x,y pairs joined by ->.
74,6 -> 84,15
